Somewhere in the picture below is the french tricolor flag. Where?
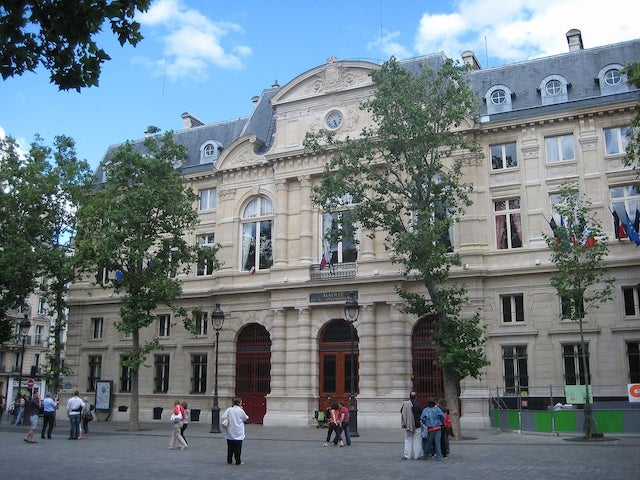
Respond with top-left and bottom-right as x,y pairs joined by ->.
248,265 -> 256,274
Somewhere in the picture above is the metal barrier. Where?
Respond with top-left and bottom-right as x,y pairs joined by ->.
490,384 -> 640,434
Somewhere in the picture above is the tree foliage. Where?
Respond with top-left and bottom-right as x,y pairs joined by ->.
542,183 -> 613,439
74,131 -> 219,431
0,1 -> 151,91
305,57 -> 488,436
0,134 -> 92,385
623,62 -> 640,174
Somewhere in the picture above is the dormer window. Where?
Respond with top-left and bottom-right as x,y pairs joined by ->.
539,75 -> 569,105
604,69 -> 621,86
597,64 -> 628,96
545,79 -> 562,96
485,85 -> 514,114
200,140 -> 223,164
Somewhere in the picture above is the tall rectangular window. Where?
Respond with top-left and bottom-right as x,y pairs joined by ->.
490,142 -> 517,170
193,311 -> 208,336
34,325 -> 45,345
154,355 -> 170,393
191,354 -> 208,394
494,199 -> 522,249
628,342 -> 640,383
158,314 -> 171,337
501,294 -> 524,323
37,297 -> 47,315
503,345 -> 528,394
199,188 -> 217,211
322,210 -> 358,264
623,286 -> 640,317
563,344 -> 589,385
120,356 -> 131,392
545,134 -> 575,162
604,126 -> 630,155
196,233 -> 216,276
91,317 -> 103,339
610,185 -> 640,240
88,355 -> 102,392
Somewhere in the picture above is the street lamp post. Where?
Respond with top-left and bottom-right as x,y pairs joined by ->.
15,314 -> 32,410
210,304 -> 225,433
344,298 -> 360,438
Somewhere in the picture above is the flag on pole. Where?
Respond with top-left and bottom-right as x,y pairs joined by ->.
624,209 -> 640,246
612,209 -> 625,240
319,248 -> 330,270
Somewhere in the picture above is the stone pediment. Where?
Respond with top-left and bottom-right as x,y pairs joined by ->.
215,134 -> 266,172
270,58 -> 378,106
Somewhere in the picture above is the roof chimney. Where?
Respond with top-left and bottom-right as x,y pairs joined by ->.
461,50 -> 481,70
181,112 -> 205,129
566,29 -> 583,52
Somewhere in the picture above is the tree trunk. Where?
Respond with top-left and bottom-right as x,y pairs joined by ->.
128,329 -> 140,432
442,367 -> 462,440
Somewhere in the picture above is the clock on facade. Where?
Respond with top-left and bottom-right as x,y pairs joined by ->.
325,110 -> 343,129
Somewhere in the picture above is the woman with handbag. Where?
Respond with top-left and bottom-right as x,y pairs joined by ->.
168,400 -> 188,450
221,397 -> 249,465
80,397 -> 92,439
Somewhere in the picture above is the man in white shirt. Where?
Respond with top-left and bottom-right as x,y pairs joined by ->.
66,391 -> 84,440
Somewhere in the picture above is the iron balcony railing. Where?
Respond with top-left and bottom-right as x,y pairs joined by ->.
309,262 -> 357,281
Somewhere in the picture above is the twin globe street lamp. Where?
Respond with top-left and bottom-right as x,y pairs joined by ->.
344,297 -> 360,438
210,304 -> 225,433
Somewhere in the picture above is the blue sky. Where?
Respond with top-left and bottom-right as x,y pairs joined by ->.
2,0 -> 639,170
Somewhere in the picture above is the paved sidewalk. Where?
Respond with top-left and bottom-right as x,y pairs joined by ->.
1,418 -> 639,480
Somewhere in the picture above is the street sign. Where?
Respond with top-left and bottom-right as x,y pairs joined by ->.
27,378 -> 34,389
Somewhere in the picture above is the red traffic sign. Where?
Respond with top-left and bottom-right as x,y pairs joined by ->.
26,378 -> 34,389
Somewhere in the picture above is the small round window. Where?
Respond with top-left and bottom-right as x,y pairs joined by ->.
604,69 -> 621,86
490,89 -> 507,105
204,144 -> 216,157
545,79 -> 562,96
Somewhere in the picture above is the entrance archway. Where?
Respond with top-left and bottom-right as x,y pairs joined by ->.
235,323 -> 271,424
318,319 -> 359,413
412,316 -> 445,406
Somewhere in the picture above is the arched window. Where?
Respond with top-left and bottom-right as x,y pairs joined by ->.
485,85 -> 513,114
539,75 -> 569,105
200,140 -> 223,164
241,196 -> 274,272
597,64 -> 628,96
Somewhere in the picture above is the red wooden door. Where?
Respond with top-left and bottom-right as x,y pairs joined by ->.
235,323 -> 271,424
318,319 -> 358,413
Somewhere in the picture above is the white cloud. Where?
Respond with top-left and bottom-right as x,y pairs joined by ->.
137,0 -> 252,81
413,0 -> 640,66
369,31 -> 412,60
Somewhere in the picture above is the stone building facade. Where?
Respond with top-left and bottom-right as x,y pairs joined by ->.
64,30 -> 640,429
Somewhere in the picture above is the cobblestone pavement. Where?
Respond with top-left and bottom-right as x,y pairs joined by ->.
1,418 -> 639,480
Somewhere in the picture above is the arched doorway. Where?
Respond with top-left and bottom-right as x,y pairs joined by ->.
318,319 -> 359,413
412,316 -> 445,406
235,323 -> 271,424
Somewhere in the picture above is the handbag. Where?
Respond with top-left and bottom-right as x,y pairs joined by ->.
221,417 -> 229,428
84,411 -> 94,422
170,412 -> 183,423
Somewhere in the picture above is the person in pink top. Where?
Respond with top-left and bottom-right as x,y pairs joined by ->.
168,400 -> 188,450
332,401 -> 351,446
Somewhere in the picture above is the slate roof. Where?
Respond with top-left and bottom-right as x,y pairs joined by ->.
95,36 -> 639,176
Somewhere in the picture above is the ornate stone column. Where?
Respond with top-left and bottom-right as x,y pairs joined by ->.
298,175 -> 313,264
273,179 -> 289,268
269,308 -> 287,396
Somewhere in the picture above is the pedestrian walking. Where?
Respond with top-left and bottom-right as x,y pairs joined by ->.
24,393 -> 40,444
323,402 -> 344,447
13,395 -> 25,425
400,391 -> 423,459
221,397 -> 249,465
333,401 -> 351,446
168,400 -> 188,450
180,401 -> 189,445
66,390 -> 84,439
41,393 -> 58,439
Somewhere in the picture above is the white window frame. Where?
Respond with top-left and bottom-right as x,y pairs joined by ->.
158,314 -> 171,337
494,198 -> 522,250
91,317 -> 104,339
196,232 -> 216,276
199,188 -> 217,211
241,195 -> 274,272
501,294 -> 524,323
545,134 -> 575,163
490,142 -> 518,170
604,126 -> 630,155
622,286 -> 640,317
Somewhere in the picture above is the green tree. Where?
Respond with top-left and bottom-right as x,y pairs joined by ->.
74,131 -> 219,431
0,0 -> 151,91
623,62 -> 640,173
542,183 -> 613,440
305,57 -> 488,438
35,135 -> 93,393
0,135 -> 54,342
